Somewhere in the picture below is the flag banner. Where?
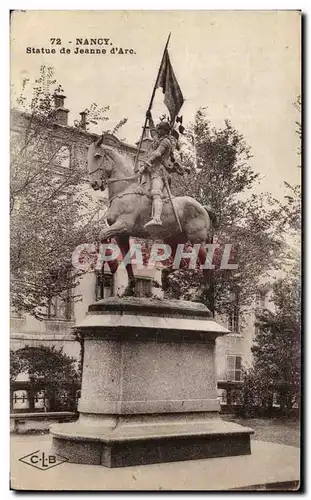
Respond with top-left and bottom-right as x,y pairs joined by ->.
156,49 -> 184,122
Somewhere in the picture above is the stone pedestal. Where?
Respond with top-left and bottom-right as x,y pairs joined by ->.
51,297 -> 253,467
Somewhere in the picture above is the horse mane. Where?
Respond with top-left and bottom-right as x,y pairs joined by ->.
101,146 -> 134,176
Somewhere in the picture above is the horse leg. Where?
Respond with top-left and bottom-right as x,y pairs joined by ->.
98,221 -> 128,294
116,234 -> 136,297
161,239 -> 179,293
197,243 -> 215,315
94,236 -> 120,301
100,218 -> 128,241
100,237 -> 120,278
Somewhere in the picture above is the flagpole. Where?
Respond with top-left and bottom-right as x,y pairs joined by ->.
134,32 -> 171,170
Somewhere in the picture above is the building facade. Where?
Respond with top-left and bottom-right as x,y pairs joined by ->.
10,96 -> 271,411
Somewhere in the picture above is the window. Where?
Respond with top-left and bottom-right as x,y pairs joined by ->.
256,289 -> 268,310
12,390 -> 29,410
219,390 -> 227,405
95,272 -> 113,300
58,192 -> 73,204
255,289 -> 268,335
54,145 -> 71,169
48,290 -> 72,320
272,392 -> 281,408
226,355 -> 242,382
227,292 -> 240,332
34,390 -> 48,410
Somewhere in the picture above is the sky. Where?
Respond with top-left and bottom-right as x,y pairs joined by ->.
10,10 -> 301,200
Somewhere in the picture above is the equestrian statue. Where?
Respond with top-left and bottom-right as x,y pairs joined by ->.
87,33 -> 216,298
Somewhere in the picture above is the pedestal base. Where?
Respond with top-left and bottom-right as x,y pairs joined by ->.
51,417 -> 253,468
51,297 -> 253,468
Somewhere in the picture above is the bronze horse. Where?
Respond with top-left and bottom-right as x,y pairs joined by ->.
87,135 -> 215,296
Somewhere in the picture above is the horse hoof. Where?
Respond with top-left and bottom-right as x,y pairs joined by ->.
144,219 -> 162,228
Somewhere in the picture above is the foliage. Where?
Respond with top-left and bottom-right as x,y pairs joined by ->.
235,95 -> 301,417
237,271 -> 300,417
269,96 -> 301,274
10,66 -> 125,318
166,108 -> 284,317
273,96 -> 301,238
278,182 -> 301,234
10,350 -> 22,383
10,345 -> 81,411
73,103 -> 128,136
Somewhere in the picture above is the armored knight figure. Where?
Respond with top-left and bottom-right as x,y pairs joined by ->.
139,110 -> 174,228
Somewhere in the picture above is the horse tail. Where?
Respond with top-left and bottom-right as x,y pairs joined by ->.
203,205 -> 218,229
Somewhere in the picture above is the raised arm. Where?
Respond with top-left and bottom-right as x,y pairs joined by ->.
147,138 -> 171,165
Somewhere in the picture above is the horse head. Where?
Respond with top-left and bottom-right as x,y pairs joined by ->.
88,135 -> 133,191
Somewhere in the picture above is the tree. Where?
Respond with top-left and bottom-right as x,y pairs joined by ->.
239,272 -> 300,417
273,96 -> 301,240
10,66 -> 126,318
267,97 -> 301,280
237,98 -> 301,417
166,108 -> 284,318
10,350 -> 22,383
10,345 -> 81,411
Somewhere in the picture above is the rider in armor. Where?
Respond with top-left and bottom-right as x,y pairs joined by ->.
139,110 -> 173,228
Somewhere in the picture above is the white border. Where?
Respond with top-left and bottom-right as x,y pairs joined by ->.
2,3 -> 306,498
